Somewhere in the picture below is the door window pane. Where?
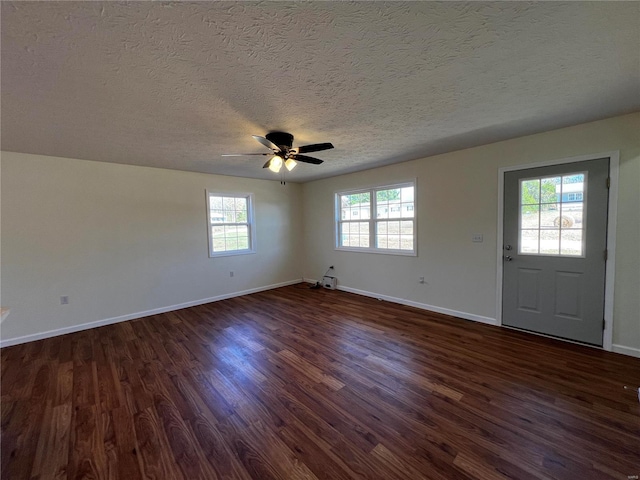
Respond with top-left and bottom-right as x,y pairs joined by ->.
521,179 -> 540,204
540,203 -> 560,227
560,203 -> 583,226
520,229 -> 539,254
521,205 -> 540,229
561,229 -> 583,256
540,229 -> 560,255
519,173 -> 586,256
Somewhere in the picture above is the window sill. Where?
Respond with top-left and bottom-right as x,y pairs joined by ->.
209,249 -> 256,258
335,246 -> 417,257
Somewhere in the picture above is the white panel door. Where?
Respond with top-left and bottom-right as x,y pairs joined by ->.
502,158 -> 609,345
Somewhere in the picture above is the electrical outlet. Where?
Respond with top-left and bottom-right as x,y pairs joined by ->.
419,276 -> 425,284
472,233 -> 484,243
60,296 -> 69,305
229,271 -> 234,277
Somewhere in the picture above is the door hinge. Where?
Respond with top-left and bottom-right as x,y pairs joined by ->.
606,177 -> 610,189
604,249 -> 608,261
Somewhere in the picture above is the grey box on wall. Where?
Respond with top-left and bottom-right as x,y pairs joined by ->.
322,276 -> 337,290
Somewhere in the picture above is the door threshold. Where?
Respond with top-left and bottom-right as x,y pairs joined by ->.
502,325 -> 604,351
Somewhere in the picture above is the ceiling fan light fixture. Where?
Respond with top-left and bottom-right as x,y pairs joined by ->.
268,155 -> 282,173
284,158 -> 297,171
224,132 -> 333,175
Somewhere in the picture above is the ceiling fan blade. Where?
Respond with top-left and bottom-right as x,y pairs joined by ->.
252,135 -> 280,151
294,154 -> 324,165
221,153 -> 270,156
296,142 -> 334,154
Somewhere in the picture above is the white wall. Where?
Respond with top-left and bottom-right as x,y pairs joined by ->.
2,114 -> 638,355
302,113 -> 640,354
0,152 -> 303,345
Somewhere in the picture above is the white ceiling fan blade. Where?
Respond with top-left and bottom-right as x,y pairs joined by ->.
252,135 -> 281,152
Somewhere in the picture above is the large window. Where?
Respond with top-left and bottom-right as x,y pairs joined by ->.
336,182 -> 416,255
207,191 -> 255,257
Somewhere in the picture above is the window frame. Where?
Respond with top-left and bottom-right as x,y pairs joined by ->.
206,190 -> 256,258
335,181 -> 417,256
517,172 -> 588,258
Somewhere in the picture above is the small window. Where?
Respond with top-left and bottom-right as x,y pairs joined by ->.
336,182 -> 416,255
207,191 -> 255,257
566,192 -> 583,202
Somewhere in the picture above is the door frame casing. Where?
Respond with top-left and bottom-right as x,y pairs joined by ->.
496,151 -> 619,351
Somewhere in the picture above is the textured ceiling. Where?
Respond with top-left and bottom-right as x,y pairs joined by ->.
2,2 -> 639,182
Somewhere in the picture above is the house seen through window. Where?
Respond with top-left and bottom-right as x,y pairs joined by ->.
336,182 -> 416,255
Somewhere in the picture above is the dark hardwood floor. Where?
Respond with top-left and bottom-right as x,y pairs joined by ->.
2,284 -> 639,479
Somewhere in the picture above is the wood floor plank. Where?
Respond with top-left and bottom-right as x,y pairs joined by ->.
133,406 -> 184,480
101,410 -> 119,480
276,423 -> 359,480
2,284 -> 639,480
277,349 -> 345,391
68,405 -> 108,480
371,443 -> 430,480
189,413 -> 252,480
153,392 -> 218,480
230,415 -> 320,480
111,406 -> 144,480
54,361 -> 74,407
31,403 -> 73,480
215,414 -> 286,480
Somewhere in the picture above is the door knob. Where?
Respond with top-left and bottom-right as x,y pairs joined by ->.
504,245 -> 512,250
504,256 -> 513,261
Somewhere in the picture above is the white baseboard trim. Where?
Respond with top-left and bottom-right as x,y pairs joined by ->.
331,283 -> 640,359
0,279 -> 302,348
9,278 -> 636,358
327,282 -> 498,326
612,344 -> 640,359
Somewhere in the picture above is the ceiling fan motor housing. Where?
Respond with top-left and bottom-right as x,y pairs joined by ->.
266,132 -> 294,151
